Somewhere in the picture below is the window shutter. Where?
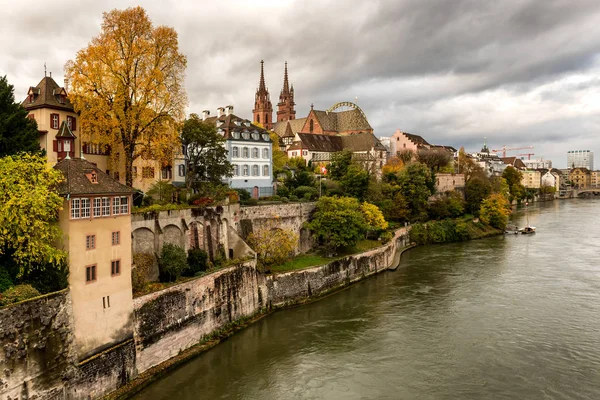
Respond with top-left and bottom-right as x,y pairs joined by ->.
53,140 -> 58,152
72,117 -> 76,131
50,114 -> 53,128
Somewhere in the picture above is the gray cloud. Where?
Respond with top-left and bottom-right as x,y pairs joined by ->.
2,0 -> 600,168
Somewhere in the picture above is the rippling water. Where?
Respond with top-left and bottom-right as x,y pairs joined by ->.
133,199 -> 600,400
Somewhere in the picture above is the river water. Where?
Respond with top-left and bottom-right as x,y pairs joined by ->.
133,199 -> 600,400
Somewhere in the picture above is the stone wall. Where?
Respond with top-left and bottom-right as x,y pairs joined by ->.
0,290 -> 74,400
266,228 -> 410,307
238,202 -> 316,253
133,262 -> 263,373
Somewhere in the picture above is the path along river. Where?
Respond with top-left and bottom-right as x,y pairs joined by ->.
133,199 -> 600,400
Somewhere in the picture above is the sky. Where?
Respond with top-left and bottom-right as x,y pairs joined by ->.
2,0 -> 600,168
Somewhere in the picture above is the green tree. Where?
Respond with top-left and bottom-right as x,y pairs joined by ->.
502,166 -> 525,203
181,114 -> 232,191
147,180 -> 177,204
340,164 -> 370,200
479,194 -> 510,230
270,132 -> 288,175
158,243 -> 187,282
308,196 -> 367,250
0,153 -> 66,277
328,149 -> 353,180
286,170 -> 315,190
465,176 -> 492,215
397,162 -> 433,220
0,76 -> 40,156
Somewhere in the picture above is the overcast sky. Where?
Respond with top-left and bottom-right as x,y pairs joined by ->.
2,0 -> 600,168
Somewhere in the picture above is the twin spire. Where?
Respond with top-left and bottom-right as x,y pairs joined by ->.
253,60 -> 296,128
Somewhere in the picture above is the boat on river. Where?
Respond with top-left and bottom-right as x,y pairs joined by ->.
520,202 -> 536,234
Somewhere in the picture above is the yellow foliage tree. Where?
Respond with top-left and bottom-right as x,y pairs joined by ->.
0,153 -> 66,276
382,156 -> 404,175
65,6 -> 187,187
360,201 -> 389,237
247,218 -> 299,270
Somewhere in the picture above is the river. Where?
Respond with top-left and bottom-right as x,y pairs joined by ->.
133,199 -> 600,400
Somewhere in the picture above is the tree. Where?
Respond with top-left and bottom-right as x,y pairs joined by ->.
479,194 -> 510,230
360,202 -> 388,237
270,132 -> 288,175
328,149 -> 353,180
147,180 -> 177,204
397,162 -> 433,220
65,6 -> 187,187
0,76 -> 40,156
181,114 -> 232,191
382,156 -> 404,175
158,243 -> 187,282
340,164 -> 370,200
308,196 -> 366,250
396,149 -> 414,163
0,153 -> 66,277
247,219 -> 298,270
457,146 -> 483,182
502,166 -> 525,203
465,176 -> 491,215
417,148 -> 452,172
286,170 -> 315,189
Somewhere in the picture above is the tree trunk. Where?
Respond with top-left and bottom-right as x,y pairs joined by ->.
125,141 -> 135,188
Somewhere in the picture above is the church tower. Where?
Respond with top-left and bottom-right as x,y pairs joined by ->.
252,60 -> 273,130
276,62 -> 296,123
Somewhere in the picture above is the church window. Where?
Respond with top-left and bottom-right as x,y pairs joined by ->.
262,148 -> 269,158
257,115 -> 260,123
252,165 -> 259,176
309,120 -> 314,133
243,147 -> 249,158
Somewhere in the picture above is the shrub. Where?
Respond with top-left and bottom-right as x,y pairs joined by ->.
243,198 -> 258,206
294,186 -> 318,200
0,267 -> 13,293
380,231 -> 393,243
21,260 -> 69,294
235,188 -> 251,202
276,186 -> 290,198
281,197 -> 289,203
188,194 -> 214,207
0,284 -> 41,307
158,244 -> 187,282
186,248 -> 208,276
132,253 -> 154,292
289,195 -> 299,202
271,195 -> 281,201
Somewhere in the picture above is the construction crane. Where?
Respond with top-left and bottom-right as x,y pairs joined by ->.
516,153 -> 535,160
490,145 -> 534,158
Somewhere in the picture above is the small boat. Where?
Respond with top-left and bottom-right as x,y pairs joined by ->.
520,226 -> 536,234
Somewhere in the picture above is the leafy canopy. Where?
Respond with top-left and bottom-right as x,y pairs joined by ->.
0,153 -> 66,276
479,193 -> 510,230
0,76 -> 40,157
307,196 -> 367,250
360,202 -> 388,233
65,6 -> 187,186
181,113 -> 232,190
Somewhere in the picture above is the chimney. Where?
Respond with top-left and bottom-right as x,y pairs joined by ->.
64,78 -> 69,93
217,107 -> 225,117
225,105 -> 234,116
202,110 -> 210,121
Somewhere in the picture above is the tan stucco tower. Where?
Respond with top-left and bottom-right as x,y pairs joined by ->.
55,158 -> 135,359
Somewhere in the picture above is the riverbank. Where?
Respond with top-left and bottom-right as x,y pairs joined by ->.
105,228 -> 410,399
409,217 -> 503,245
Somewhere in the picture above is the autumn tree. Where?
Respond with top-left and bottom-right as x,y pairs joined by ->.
360,202 -> 388,238
181,114 -> 232,191
0,76 -> 40,156
308,196 -> 366,251
396,149 -> 414,163
66,6 -> 187,187
382,156 -> 404,176
502,166 -> 525,203
0,153 -> 66,277
457,147 -> 483,182
270,132 -> 288,175
417,148 -> 452,172
247,218 -> 298,270
479,193 -> 510,230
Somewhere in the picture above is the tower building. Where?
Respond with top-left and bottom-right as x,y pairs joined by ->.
252,60 -> 273,130
276,62 -> 296,123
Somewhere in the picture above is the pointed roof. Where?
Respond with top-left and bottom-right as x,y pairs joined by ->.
203,113 -> 271,142
282,62 -> 290,94
56,121 -> 76,139
258,60 -> 266,93
54,158 -> 134,196
22,76 -> 74,112
272,118 -> 307,138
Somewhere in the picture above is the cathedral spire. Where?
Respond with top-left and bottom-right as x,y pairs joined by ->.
283,61 -> 290,94
259,60 -> 266,92
277,62 -> 296,123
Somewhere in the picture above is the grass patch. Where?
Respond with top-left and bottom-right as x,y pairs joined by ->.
339,239 -> 382,255
269,254 -> 333,273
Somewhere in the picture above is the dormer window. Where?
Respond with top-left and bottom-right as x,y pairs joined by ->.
86,171 -> 99,184
262,134 -> 269,141
232,132 -> 240,139
242,132 -> 250,139
252,133 -> 259,140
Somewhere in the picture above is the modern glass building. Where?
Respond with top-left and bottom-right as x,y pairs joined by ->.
567,150 -> 594,170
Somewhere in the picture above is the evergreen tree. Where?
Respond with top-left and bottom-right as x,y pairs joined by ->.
0,76 -> 40,156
